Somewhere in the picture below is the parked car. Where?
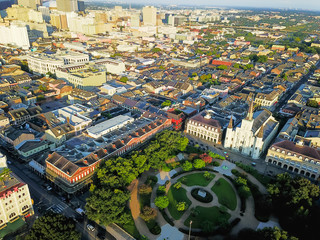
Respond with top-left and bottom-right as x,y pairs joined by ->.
87,224 -> 95,232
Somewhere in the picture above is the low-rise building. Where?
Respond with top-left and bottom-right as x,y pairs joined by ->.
55,63 -> 107,90
186,110 -> 222,144
266,140 -> 320,180
27,52 -> 89,75
87,115 -> 134,139
0,172 -> 34,229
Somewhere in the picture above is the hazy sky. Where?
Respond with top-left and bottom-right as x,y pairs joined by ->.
101,0 -> 320,11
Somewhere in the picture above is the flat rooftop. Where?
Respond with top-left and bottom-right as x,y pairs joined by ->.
87,115 -> 134,137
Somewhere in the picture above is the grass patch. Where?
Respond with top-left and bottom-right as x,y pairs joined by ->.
167,186 -> 191,220
235,163 -> 271,186
178,172 -> 215,187
183,206 -> 231,229
211,178 -> 237,211
120,214 -> 142,240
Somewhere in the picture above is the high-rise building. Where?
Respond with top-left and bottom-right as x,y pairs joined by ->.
142,6 -> 157,26
0,23 -> 30,49
17,0 -> 42,10
56,0 -> 78,12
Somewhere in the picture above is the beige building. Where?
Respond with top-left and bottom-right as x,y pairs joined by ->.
254,90 -> 281,108
143,6 -> 157,26
17,0 -> 42,10
0,172 -> 34,229
266,140 -> 320,180
56,0 -> 78,12
186,110 -> 222,144
55,63 -> 107,90
0,115 -> 10,128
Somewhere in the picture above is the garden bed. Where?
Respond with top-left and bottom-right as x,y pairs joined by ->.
191,188 -> 213,203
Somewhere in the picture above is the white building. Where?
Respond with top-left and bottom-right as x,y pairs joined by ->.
52,105 -> 92,133
100,84 -> 126,96
27,51 -> 89,75
0,152 -> 7,168
186,111 -> 222,144
224,101 -> 279,159
95,58 -> 125,75
0,23 -> 30,49
0,173 -> 34,228
87,115 -> 134,139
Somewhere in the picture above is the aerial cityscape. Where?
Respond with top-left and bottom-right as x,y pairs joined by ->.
0,0 -> 320,240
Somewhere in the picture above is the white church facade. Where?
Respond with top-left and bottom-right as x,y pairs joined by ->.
224,101 -> 279,159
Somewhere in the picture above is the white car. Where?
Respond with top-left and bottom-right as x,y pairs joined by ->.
87,224 -> 95,231
7,160 -> 12,165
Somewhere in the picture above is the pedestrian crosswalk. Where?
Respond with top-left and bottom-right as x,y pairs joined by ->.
50,203 -> 68,214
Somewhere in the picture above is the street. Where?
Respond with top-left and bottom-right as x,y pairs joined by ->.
1,146 -> 108,240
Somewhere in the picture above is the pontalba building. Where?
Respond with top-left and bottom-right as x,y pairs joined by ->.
224,101 -> 279,159
266,140 -> 320,180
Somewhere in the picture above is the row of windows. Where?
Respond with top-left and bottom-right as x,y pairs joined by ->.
270,150 -> 320,165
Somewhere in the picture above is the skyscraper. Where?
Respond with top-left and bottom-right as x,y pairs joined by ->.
56,0 -> 78,12
17,0 -> 42,10
142,6 -> 157,26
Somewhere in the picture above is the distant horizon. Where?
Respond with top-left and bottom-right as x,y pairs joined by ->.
84,0 -> 320,12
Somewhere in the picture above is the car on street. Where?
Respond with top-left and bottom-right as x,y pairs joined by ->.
251,162 -> 256,166
87,224 -> 95,231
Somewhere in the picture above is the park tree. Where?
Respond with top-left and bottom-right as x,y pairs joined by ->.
139,184 -> 152,195
86,188 -> 131,225
120,76 -> 128,83
140,206 -> 157,222
203,171 -> 212,180
155,196 -> 169,209
182,161 -> 193,171
306,99 -> 318,108
268,173 -> 320,239
161,100 -> 172,108
237,227 -> 298,240
173,182 -> 182,189
25,212 -> 80,240
176,202 -> 188,211
193,159 -> 206,169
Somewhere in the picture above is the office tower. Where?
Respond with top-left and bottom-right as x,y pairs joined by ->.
17,0 -> 42,10
78,0 -> 84,12
143,6 -> 157,26
56,0 -> 78,12
0,23 -> 30,49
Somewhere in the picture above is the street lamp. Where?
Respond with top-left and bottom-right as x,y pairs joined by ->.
188,220 -> 192,240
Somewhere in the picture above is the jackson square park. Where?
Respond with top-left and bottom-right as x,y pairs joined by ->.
84,130 -> 320,240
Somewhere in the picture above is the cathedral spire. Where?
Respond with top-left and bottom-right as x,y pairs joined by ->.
228,116 -> 233,128
257,124 -> 264,138
246,100 -> 254,121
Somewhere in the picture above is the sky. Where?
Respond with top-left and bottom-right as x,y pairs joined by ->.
90,0 -> 320,11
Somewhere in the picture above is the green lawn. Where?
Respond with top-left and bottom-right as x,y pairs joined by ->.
211,178 -> 237,211
177,172 -> 215,187
183,206 -> 231,229
167,186 -> 192,220
120,214 -> 142,240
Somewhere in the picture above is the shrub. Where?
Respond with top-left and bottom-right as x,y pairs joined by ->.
173,182 -> 182,189
139,184 -> 152,195
193,159 -> 206,169
160,209 -> 174,226
161,165 -> 171,172
157,186 -> 166,196
203,171 -> 213,180
212,161 -> 220,167
199,153 -> 213,164
238,185 -> 251,199
176,202 -> 188,212
146,176 -> 158,188
140,206 -> 157,222
155,196 -> 169,209
150,224 -> 161,235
